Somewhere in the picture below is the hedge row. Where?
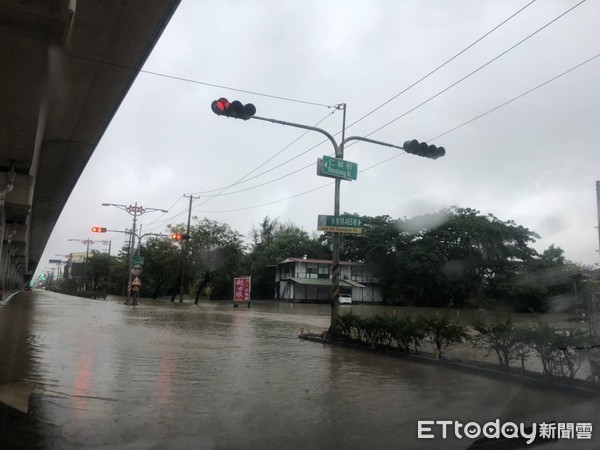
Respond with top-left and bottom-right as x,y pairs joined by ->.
336,312 -> 600,382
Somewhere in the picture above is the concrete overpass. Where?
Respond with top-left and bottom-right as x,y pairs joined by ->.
0,0 -> 181,297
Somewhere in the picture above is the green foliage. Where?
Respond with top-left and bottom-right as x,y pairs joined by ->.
139,237 -> 181,299
330,207 -> 580,311
337,313 -> 442,356
244,217 -> 329,298
473,318 -> 520,367
187,218 -> 245,300
419,315 -> 468,358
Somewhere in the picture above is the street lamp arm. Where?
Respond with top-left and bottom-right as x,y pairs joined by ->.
251,115 -> 339,156
102,203 -> 128,212
143,208 -> 169,214
341,136 -> 405,152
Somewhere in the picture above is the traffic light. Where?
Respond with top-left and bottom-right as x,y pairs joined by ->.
403,140 -> 446,160
91,226 -> 107,233
211,97 -> 256,120
171,233 -> 188,240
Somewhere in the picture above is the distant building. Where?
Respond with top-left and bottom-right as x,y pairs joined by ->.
68,252 -> 87,278
275,257 -> 382,303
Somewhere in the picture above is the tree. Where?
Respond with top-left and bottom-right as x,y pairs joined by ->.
186,218 -> 245,302
419,314 -> 468,359
473,319 -> 520,367
358,207 -> 549,309
139,237 -> 181,299
245,217 -> 328,298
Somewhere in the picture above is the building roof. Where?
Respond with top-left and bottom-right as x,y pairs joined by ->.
289,277 -> 365,288
280,257 -> 364,266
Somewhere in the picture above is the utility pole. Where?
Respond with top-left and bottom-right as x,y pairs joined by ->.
177,194 -> 200,303
102,202 -> 168,305
596,181 -> 600,264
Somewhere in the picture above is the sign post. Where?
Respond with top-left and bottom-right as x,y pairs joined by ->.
233,276 -> 251,308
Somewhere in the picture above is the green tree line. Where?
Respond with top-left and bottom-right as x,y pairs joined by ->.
76,207 -> 581,311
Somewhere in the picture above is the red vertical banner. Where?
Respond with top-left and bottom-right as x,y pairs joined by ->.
233,276 -> 251,303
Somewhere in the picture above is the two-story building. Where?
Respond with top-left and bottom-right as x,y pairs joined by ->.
274,257 -> 382,303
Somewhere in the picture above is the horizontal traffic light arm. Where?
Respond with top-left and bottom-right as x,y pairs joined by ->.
250,115 -> 340,156
340,136 -> 405,152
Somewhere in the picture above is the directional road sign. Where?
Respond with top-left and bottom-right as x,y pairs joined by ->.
317,215 -> 363,234
317,155 -> 358,181
132,256 -> 144,265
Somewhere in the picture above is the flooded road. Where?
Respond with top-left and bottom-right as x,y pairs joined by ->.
1,290 -> 598,449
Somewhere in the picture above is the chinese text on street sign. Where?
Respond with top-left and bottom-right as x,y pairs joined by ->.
317,215 -> 363,234
317,155 -> 358,181
233,276 -> 251,303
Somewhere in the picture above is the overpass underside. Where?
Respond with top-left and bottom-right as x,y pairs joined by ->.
0,0 -> 180,297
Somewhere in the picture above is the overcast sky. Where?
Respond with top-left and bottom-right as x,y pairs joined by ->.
37,0 -> 600,277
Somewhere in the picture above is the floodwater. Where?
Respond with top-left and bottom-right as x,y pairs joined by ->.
0,290 -> 598,449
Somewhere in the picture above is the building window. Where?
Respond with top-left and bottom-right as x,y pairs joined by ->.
318,264 -> 330,279
306,264 -> 317,278
351,266 -> 363,281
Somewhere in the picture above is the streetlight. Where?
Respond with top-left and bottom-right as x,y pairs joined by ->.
102,202 -> 168,305
211,99 -> 446,337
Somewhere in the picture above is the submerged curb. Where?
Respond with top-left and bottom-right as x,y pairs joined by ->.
299,334 -> 600,397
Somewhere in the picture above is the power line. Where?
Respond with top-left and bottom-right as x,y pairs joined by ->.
183,0 -> 578,200
188,43 -> 599,203
343,0 -> 538,130
189,109 -> 339,207
140,69 -> 335,108
142,112 -> 338,229
362,0 -> 588,140
196,182 -> 333,213
426,50 -> 600,143
177,2 -> 535,197
69,54 -> 336,109
191,49 -> 600,214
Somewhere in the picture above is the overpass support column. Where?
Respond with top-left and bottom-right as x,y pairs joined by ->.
0,166 -> 16,296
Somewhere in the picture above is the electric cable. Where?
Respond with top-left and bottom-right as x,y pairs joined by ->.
186,0 -> 581,199
192,49 -> 600,214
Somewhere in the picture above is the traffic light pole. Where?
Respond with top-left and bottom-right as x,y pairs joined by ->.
218,101 -> 445,337
252,108 -> 347,337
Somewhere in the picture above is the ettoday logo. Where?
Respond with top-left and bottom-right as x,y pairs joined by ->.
417,420 -> 593,444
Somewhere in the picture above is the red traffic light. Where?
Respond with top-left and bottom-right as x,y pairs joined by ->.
211,97 -> 256,120
91,226 -> 107,233
211,97 -> 230,114
171,233 -> 188,240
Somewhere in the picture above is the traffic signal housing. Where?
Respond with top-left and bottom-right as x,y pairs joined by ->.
91,226 -> 107,233
171,233 -> 189,240
403,140 -> 445,160
211,97 -> 256,120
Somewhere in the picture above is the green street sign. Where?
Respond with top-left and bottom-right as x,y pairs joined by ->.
132,256 -> 144,266
317,155 -> 358,181
317,215 -> 363,234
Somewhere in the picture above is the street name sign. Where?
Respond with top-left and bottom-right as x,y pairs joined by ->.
132,256 -> 144,265
317,155 -> 358,181
317,215 -> 363,234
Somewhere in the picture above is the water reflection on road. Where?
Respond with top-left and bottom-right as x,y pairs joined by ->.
0,290 -> 598,449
